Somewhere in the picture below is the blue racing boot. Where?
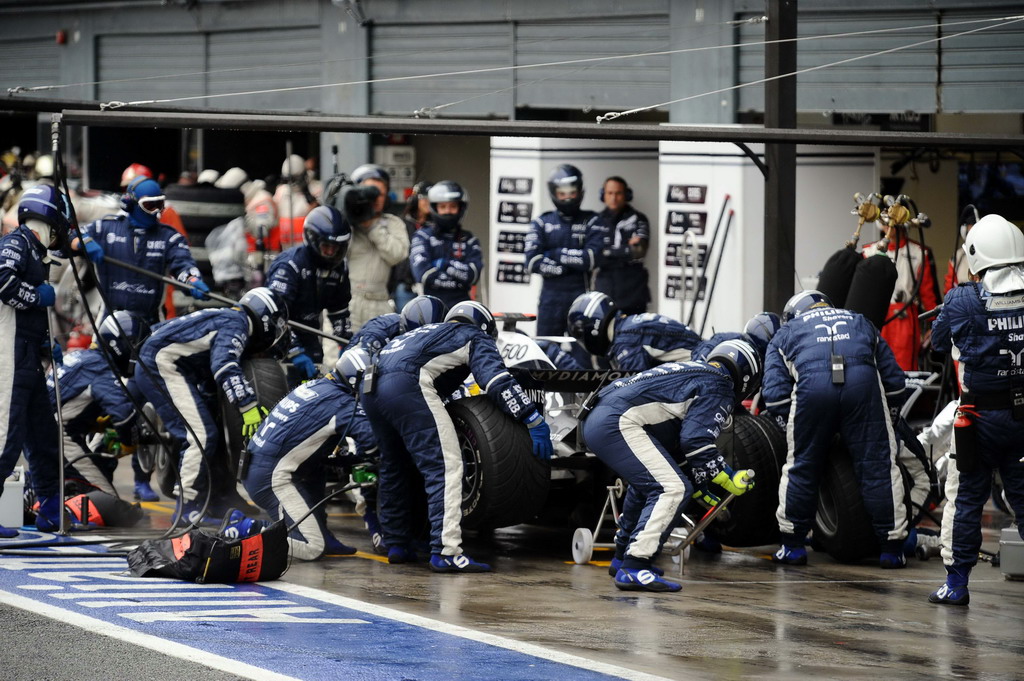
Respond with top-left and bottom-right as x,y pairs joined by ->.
429,553 -> 491,573
218,510 -> 265,540
323,531 -> 357,556
0,524 -> 18,538
929,567 -> 970,606
363,511 -> 387,555
772,544 -> 808,565
608,555 -> 664,577
879,552 -> 908,569
614,568 -> 681,593
34,495 -> 63,532
387,545 -> 418,564
133,481 -> 159,502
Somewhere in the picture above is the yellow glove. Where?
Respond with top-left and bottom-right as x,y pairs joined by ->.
712,468 -> 755,496
241,405 -> 269,439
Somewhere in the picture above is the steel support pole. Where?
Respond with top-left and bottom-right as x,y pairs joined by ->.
764,0 -> 798,313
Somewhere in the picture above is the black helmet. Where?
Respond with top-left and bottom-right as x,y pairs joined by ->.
427,180 -> 468,233
97,311 -> 150,377
548,164 -> 584,216
303,205 -> 351,267
742,311 -> 782,354
239,287 -> 289,353
445,301 -> 497,339
782,290 -> 832,323
401,295 -> 448,331
566,292 -> 617,355
706,339 -> 763,402
17,184 -> 70,249
333,347 -> 371,391
351,163 -> 390,189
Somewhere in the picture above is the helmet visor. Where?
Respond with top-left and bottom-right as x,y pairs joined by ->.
554,187 -> 579,201
138,196 -> 166,215
318,240 -> 347,263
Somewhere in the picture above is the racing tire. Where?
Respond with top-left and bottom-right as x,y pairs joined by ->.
707,413 -> 787,547
812,439 -> 879,562
220,358 -> 290,479
447,396 -> 550,530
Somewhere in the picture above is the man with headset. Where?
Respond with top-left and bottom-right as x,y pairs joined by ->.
594,176 -> 651,314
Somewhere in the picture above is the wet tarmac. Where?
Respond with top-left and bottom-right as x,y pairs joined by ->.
2,468 -> 1022,681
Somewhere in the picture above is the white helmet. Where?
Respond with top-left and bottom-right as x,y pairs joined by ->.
281,154 -> 305,180
962,214 -> 1024,275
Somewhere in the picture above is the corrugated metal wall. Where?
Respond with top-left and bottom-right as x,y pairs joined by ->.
96,34 -> 205,104
737,9 -> 1024,114
370,23 -> 513,116
0,36 -> 64,96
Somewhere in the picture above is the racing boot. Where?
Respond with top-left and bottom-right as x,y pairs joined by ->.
34,495 -> 64,532
929,567 -> 970,606
429,553 -> 491,573
772,544 -> 808,566
387,544 -> 418,564
0,524 -> 18,538
880,540 -> 908,569
363,511 -> 387,555
133,481 -> 159,502
613,557 -> 681,593
323,530 -> 357,556
218,510 -> 265,540
608,555 -> 664,578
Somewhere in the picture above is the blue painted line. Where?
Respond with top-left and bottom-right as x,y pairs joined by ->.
0,537 -> 664,681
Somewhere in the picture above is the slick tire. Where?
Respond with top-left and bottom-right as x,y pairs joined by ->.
707,413 -> 787,547
447,396 -> 550,530
813,439 -> 880,562
220,358 -> 290,479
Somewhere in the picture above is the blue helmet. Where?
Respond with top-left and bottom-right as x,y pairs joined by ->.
566,292 -> 616,355
97,311 -> 150,377
239,287 -> 289,353
445,300 -> 497,338
333,347 -> 371,391
706,338 -> 763,402
427,180 -> 468,233
743,311 -> 782,354
120,177 -> 165,229
17,184 -> 70,248
547,164 -> 584,216
782,290 -> 833,323
401,295 -> 448,331
303,205 -> 351,267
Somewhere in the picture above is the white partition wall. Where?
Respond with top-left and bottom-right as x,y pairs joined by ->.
488,137 -> 659,334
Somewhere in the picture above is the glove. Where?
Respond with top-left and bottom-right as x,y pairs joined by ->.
692,484 -> 722,509
292,353 -> 318,380
432,258 -> 447,269
35,283 -> 55,308
524,410 -> 552,461
241,405 -> 269,439
82,236 -> 104,264
50,341 -> 62,365
188,277 -> 210,300
711,466 -> 754,496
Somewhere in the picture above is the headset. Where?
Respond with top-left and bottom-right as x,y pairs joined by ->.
959,204 -> 980,240
119,175 -> 148,213
600,176 -> 633,203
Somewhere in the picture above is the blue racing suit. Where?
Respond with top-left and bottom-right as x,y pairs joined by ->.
135,307 -> 257,507
267,245 -> 351,362
525,209 -> 607,336
243,376 -> 376,560
0,225 -> 59,504
763,306 -> 908,550
347,313 -> 404,357
81,215 -> 201,325
931,282 -> 1024,577
581,362 -> 735,561
691,331 -> 746,362
594,206 -> 651,314
409,226 -> 483,309
363,322 -> 537,556
47,349 -> 137,497
609,313 -> 702,371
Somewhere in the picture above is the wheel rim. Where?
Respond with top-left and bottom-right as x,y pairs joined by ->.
815,486 -> 840,536
453,416 -> 483,508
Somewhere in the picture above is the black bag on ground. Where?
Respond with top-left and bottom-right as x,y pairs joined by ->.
126,520 -> 289,583
65,491 -> 144,527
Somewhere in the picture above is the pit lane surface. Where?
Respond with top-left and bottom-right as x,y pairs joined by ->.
1,490 -> 1022,681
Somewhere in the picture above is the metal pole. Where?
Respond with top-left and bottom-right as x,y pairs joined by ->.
46,312 -> 68,536
764,0 -> 798,313
101,255 -> 349,345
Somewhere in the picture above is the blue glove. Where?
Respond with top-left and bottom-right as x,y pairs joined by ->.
524,410 -> 552,461
82,237 -> 104,264
188,277 -> 210,300
292,353 -> 318,380
432,258 -> 447,269
35,283 -> 55,307
50,341 -> 63,365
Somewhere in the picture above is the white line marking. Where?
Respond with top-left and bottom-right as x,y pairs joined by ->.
80,599 -> 298,608
72,582 -> 237,590
272,581 -> 674,681
0,588 -> 302,681
50,591 -> 264,599
18,584 -> 64,590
